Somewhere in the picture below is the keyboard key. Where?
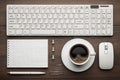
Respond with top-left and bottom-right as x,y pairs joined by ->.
107,25 -> 111,34
23,30 -> 30,34
8,7 -> 14,13
9,14 -> 16,18
9,19 -> 17,23
16,14 -> 21,18
8,30 -> 15,35
56,30 -> 63,35
16,29 -> 23,34
31,30 -> 55,35
63,30 -> 68,34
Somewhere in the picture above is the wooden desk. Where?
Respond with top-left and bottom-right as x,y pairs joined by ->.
0,0 -> 120,80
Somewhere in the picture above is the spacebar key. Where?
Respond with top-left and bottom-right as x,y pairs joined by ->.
31,30 -> 56,35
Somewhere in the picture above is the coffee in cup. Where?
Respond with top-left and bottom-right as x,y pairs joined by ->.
69,44 -> 89,65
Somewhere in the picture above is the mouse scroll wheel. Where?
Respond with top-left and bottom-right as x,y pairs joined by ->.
105,45 -> 108,50
104,43 -> 108,54
105,43 -> 108,50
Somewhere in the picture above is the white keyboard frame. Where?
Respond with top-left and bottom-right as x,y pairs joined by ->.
7,4 -> 113,36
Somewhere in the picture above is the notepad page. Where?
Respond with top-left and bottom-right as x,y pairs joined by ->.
7,39 -> 48,68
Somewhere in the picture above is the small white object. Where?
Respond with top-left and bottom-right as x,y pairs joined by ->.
52,55 -> 55,60
52,39 -> 55,44
52,47 -> 55,52
51,47 -> 55,59
61,38 -> 96,72
8,71 -> 46,75
7,39 -> 48,68
99,42 -> 114,70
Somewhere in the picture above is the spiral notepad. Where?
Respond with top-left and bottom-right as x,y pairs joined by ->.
7,39 -> 48,68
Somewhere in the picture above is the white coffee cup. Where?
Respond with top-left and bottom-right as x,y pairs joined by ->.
69,44 -> 94,66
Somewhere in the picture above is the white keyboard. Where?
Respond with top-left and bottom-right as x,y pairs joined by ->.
7,5 -> 113,36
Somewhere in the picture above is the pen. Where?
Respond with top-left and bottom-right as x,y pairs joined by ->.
8,71 -> 46,75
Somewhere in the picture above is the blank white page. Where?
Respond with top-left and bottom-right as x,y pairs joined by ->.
7,39 -> 48,68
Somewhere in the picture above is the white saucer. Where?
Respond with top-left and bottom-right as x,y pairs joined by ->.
61,38 -> 96,72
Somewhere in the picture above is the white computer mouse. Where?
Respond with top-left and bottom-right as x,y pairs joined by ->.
99,42 -> 114,70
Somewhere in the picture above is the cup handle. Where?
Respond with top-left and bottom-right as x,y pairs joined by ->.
90,52 -> 96,56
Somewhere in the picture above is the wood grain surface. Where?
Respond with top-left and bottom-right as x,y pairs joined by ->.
0,0 -> 120,80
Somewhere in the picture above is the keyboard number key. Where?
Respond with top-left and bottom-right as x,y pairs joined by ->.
102,19 -> 106,24
107,10 -> 111,13
19,8 -> 24,13
107,14 -> 111,18
21,14 -> 26,18
101,14 -> 106,19
101,25 -> 106,35
35,8 -> 39,13
32,14 -> 37,18
107,25 -> 112,35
